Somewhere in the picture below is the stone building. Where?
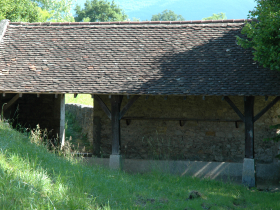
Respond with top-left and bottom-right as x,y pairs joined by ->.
1,19 -> 280,187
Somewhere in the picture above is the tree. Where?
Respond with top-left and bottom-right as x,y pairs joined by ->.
236,0 -> 280,71
202,12 -> 227,20
74,0 -> 127,22
151,10 -> 185,21
32,0 -> 75,22
0,0 -> 44,22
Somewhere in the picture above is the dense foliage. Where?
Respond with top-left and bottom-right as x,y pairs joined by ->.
74,0 -> 127,22
0,0 -> 75,22
0,0 -> 43,22
202,12 -> 227,20
237,0 -> 280,71
32,0 -> 75,22
151,9 -> 185,21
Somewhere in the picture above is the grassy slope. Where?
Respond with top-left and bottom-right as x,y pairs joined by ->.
0,122 -> 280,209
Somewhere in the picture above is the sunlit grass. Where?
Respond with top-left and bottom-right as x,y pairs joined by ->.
0,121 -> 280,209
65,94 -> 93,106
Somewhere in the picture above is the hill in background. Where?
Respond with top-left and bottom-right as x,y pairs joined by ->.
74,0 -> 256,21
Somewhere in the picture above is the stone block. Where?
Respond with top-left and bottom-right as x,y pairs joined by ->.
205,131 -> 215,136
109,155 -> 123,170
242,158 -> 255,187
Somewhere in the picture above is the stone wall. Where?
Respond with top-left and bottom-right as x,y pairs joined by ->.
93,95 -> 280,163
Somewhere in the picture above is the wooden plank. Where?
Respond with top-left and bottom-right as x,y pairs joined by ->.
111,95 -> 122,155
244,96 -> 254,158
94,95 -> 111,119
224,96 -> 245,122
121,116 -> 242,122
119,95 -> 140,119
254,96 -> 280,122
3,94 -> 19,111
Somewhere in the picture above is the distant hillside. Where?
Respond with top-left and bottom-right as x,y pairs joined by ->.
74,0 -> 256,21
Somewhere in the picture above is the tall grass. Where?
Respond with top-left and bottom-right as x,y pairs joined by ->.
0,122 -> 280,209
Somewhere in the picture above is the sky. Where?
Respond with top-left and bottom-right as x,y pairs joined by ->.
72,0 -> 257,21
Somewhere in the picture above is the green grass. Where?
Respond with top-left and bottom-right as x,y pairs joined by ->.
65,94 -> 93,106
0,121 -> 280,209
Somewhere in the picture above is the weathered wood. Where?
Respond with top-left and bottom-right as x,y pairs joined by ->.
244,96 -> 254,158
60,94 -> 65,150
254,96 -> 280,122
3,94 -> 19,111
119,95 -> 140,119
94,95 -> 111,119
121,116 -> 242,123
224,96 -> 245,122
111,95 -> 122,155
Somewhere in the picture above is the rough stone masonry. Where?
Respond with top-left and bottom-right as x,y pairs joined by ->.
92,95 -> 280,163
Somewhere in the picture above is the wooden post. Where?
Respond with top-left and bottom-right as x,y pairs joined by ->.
242,96 -> 255,187
111,95 -> 122,155
60,94 -> 65,149
244,96 -> 254,158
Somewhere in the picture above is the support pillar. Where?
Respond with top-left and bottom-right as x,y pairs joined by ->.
59,94 -> 65,149
109,95 -> 123,169
242,96 -> 255,187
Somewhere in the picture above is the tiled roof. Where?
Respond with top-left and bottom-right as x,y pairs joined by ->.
1,19 -> 280,96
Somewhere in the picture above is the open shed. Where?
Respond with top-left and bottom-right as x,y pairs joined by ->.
1,19 -> 280,187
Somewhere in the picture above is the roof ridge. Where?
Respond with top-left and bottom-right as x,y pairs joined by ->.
9,19 -> 252,26
0,19 -> 9,42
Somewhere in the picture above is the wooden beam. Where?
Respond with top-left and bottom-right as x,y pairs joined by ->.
224,96 -> 245,122
119,95 -> 140,119
3,94 -> 19,111
244,96 -> 254,159
121,116 -> 242,122
111,95 -> 122,155
254,96 -> 280,122
94,95 -> 111,119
